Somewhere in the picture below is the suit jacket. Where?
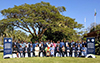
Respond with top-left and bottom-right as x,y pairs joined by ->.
55,46 -> 61,53
18,47 -> 24,53
16,43 -> 20,48
12,47 -> 18,53
29,43 -> 33,48
12,42 -> 17,48
71,47 -> 77,53
66,47 -> 70,52
40,46 -> 45,52
29,47 -> 34,52
76,47 -> 82,51
43,44 -> 47,48
65,42 -> 71,48
24,47 -> 29,53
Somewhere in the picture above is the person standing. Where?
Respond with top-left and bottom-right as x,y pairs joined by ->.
29,41 -> 33,48
60,40 -> 64,57
48,42 -> 51,47
57,41 -> 60,46
65,40 -> 70,48
33,41 -> 37,56
52,41 -> 56,48
12,40 -> 17,48
16,41 -> 20,49
60,40 -> 64,48
84,41 -> 87,47
43,41 -> 47,56
71,40 -> 75,47
25,42 -> 29,48
75,41 -> 78,48
39,41 -> 42,47
50,40 -> 53,45
20,41 -> 25,49
80,42 -> 82,48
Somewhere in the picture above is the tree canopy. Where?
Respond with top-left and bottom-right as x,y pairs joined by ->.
0,1 -> 83,41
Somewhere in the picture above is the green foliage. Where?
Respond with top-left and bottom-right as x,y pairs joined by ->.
83,38 -> 86,41
41,35 -> 47,41
44,29 -> 67,42
0,46 -> 3,49
89,23 -> 100,32
3,30 -> 29,42
0,1 -> 83,41
95,40 -> 100,55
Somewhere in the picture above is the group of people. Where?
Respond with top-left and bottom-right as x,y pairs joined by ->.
12,40 -> 87,58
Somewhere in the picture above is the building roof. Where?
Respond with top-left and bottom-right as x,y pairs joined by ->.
84,30 -> 100,38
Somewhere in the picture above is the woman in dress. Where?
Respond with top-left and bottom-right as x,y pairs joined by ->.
35,44 -> 40,57
45,45 -> 50,57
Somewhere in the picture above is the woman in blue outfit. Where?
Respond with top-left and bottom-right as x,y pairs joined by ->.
81,45 -> 87,57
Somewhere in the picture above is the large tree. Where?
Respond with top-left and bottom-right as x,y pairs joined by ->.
0,1 -> 83,41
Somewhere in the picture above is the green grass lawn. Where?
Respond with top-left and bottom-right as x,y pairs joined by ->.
0,52 -> 100,63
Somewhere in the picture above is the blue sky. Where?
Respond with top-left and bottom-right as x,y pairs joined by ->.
0,0 -> 100,34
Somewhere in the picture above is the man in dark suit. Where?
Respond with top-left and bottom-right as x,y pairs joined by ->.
66,45 -> 71,57
12,45 -> 18,58
24,45 -> 29,57
65,40 -> 71,56
55,45 -> 61,57
16,41 -> 20,49
76,44 -> 82,57
29,41 -> 33,48
29,45 -> 34,57
12,40 -> 17,48
71,44 -> 77,57
40,44 -> 45,57
43,41 -> 47,56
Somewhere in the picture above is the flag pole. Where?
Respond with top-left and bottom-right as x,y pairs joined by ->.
84,17 -> 86,32
84,17 -> 86,29
94,9 -> 96,31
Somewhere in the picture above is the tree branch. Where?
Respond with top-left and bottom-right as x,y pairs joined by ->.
31,25 -> 37,36
26,25 -> 34,37
13,24 -> 29,32
39,28 -> 47,38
